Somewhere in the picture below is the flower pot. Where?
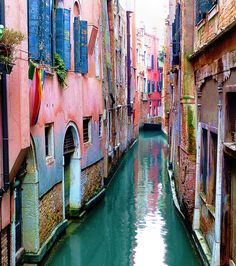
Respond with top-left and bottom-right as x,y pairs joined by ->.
0,62 -> 13,74
0,44 -> 12,57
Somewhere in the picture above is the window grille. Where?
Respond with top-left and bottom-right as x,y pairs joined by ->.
83,118 -> 91,143
99,115 -> 102,137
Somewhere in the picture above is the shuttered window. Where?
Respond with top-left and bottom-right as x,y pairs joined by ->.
28,0 -> 53,64
99,115 -> 102,137
196,0 -> 217,24
83,118 -> 91,143
74,16 -> 80,73
156,82 -> 160,92
151,55 -> 154,70
148,81 -> 150,93
56,8 -> 71,70
64,128 -> 75,155
28,0 -> 40,61
80,20 -> 88,74
74,19 -> 88,74
172,3 -> 181,66
40,0 -> 53,65
152,82 -> 155,92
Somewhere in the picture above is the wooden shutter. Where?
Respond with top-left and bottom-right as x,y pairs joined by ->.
40,0 -> 52,65
64,9 -> 71,70
151,55 -> 154,70
64,128 -> 75,155
74,16 -> 80,73
28,0 -> 40,61
79,20 -> 88,74
56,8 -> 71,70
56,8 -> 64,58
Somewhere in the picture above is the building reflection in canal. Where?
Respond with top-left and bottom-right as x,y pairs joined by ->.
43,131 -> 201,266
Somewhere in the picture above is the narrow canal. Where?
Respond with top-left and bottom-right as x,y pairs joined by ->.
44,131 -> 201,266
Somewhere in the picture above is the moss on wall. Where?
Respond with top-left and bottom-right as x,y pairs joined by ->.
187,105 -> 196,154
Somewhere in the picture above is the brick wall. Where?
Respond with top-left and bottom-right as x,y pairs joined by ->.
1,227 -> 8,266
195,0 -> 236,51
39,183 -> 63,246
178,148 -> 196,221
81,159 -> 104,204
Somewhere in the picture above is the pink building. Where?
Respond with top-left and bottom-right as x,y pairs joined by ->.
1,0 -> 105,264
146,32 -> 162,119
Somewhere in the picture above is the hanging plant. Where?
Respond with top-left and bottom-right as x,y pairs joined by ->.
0,26 -> 25,73
54,53 -> 67,87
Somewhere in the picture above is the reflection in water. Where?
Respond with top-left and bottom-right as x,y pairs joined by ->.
43,131 -> 201,266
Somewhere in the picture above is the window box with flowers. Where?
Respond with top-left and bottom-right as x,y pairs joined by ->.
0,25 -> 24,74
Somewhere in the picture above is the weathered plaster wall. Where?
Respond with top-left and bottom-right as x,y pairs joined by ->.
5,0 -> 30,179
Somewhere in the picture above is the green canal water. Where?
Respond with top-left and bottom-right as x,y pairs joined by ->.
44,131 -> 201,266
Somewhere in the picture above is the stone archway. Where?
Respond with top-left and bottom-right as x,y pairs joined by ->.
63,122 -> 81,218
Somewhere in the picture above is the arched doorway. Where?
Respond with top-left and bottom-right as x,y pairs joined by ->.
63,123 -> 81,218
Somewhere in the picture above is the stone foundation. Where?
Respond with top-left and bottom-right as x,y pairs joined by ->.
39,183 -> 63,246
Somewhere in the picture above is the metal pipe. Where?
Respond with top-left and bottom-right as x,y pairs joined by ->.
0,67 -> 10,196
0,1 -> 10,264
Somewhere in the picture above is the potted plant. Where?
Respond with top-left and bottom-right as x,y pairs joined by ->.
0,25 -> 24,74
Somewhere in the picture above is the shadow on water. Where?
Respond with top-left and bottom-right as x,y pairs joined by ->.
40,131 -> 202,266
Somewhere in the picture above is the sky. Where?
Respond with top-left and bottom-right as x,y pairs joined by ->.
135,0 -> 169,45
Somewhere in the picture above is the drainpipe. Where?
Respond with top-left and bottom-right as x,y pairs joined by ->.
127,11 -> 131,116
0,0 -> 11,264
211,83 -> 224,266
0,73 -> 10,196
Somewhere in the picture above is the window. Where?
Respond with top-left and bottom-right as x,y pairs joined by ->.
56,8 -> 71,70
74,18 -> 88,74
144,78 -> 147,93
45,124 -> 54,159
152,81 -> 155,92
156,81 -> 160,92
195,0 -> 217,24
28,0 -> 88,72
151,55 -> 154,70
99,115 -> 102,137
147,80 -> 151,93
144,51 -> 146,65
172,3 -> 181,65
201,128 -> 208,195
28,0 -> 53,65
83,118 -> 91,143
209,132 -> 217,206
147,54 -> 151,68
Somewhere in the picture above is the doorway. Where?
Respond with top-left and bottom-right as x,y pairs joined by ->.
63,123 -> 81,218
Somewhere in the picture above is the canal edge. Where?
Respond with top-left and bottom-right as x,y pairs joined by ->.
167,163 -> 211,266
